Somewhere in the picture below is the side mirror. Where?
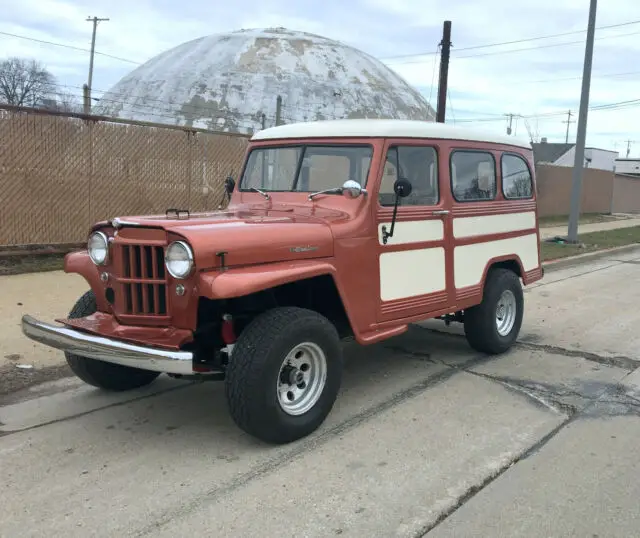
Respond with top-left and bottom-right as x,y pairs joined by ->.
381,178 -> 413,245
394,178 -> 412,197
224,175 -> 235,194
342,179 -> 367,199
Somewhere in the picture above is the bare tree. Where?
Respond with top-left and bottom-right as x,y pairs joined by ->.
523,118 -> 541,144
0,57 -> 57,107
46,90 -> 83,114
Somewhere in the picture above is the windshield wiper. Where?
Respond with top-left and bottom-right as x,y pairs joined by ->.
249,187 -> 270,200
308,187 -> 342,200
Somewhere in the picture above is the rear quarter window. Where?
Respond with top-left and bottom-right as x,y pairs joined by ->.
501,153 -> 533,199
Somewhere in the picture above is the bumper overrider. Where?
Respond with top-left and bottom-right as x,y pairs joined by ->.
21,315 -> 194,375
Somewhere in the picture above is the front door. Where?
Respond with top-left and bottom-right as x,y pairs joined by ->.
375,140 -> 453,323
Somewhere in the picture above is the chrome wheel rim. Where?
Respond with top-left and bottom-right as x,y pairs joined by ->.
276,342 -> 327,416
495,289 -> 517,336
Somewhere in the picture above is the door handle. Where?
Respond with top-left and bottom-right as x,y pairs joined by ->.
432,210 -> 450,216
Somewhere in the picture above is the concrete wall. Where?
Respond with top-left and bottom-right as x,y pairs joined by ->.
612,174 -> 640,214
535,164 -> 614,217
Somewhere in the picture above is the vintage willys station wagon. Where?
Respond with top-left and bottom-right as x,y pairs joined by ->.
22,119 -> 543,444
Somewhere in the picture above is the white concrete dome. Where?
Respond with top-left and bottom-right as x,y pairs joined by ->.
97,27 -> 435,134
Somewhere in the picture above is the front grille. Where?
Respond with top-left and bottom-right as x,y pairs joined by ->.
119,244 -> 168,316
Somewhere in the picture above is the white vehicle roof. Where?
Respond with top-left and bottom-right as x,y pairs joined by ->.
251,118 -> 532,150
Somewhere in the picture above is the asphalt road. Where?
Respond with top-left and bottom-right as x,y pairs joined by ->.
1,248 -> 640,537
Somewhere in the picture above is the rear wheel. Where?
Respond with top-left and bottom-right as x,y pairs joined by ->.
64,290 -> 161,391
224,306 -> 343,444
464,268 -> 524,354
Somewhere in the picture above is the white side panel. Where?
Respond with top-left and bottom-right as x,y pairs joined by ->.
377,220 -> 443,245
454,234 -> 539,289
379,248 -> 446,301
453,211 -> 536,239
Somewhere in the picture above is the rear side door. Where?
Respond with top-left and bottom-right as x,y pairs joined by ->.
375,140 -> 454,323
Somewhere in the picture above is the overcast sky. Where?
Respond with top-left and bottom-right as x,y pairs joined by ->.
2,0 -> 639,156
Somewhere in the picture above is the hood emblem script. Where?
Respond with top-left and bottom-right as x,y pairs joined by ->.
290,246 -> 319,253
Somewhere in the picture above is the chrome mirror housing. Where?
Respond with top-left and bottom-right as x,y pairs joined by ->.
342,180 -> 367,198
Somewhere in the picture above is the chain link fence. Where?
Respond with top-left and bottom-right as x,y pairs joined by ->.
0,106 -> 250,247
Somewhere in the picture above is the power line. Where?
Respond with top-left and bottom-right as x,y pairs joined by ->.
501,69 -> 640,86
0,30 -> 140,64
380,19 -> 640,60
454,98 -> 640,123
456,30 -> 640,60
386,29 -> 640,65
33,80 -> 640,128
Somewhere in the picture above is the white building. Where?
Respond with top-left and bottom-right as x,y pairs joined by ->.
614,159 -> 640,176
532,139 -> 619,172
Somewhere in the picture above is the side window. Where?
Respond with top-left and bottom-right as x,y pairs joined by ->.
378,145 -> 439,206
501,154 -> 533,199
451,151 -> 497,202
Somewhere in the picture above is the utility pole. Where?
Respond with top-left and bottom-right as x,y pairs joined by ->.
562,110 -> 576,143
436,21 -> 452,123
85,16 -> 109,114
275,95 -> 283,126
625,139 -> 633,158
567,0 -> 597,243
505,113 -> 516,135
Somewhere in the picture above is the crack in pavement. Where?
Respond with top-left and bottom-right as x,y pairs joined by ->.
524,261 -> 626,291
609,259 -> 640,265
415,388 -> 638,537
135,350 -> 498,537
406,357 -> 640,536
0,382 -> 198,438
414,324 -> 640,371
415,414 -> 577,537
516,341 -> 640,371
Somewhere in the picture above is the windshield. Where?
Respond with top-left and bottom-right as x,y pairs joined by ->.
240,144 -> 373,193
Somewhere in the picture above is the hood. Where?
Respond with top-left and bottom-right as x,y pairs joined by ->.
111,205 -> 344,270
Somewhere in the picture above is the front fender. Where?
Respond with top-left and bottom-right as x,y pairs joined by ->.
197,260 -> 338,300
64,251 -> 109,311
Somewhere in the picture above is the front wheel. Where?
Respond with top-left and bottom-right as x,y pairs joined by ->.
64,290 -> 161,391
463,268 -> 524,354
224,307 -> 343,444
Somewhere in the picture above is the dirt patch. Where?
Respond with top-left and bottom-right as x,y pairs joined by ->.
0,253 -> 66,276
0,362 -> 73,402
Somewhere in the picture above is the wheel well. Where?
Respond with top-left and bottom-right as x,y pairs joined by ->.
488,259 -> 522,279
196,274 -> 352,343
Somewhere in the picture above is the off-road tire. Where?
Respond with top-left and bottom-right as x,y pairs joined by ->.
64,290 -> 161,391
463,268 -> 524,355
224,306 -> 343,444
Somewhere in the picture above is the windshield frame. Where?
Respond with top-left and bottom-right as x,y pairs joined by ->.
238,142 -> 374,194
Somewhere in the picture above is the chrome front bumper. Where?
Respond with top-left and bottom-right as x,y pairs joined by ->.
21,315 -> 194,375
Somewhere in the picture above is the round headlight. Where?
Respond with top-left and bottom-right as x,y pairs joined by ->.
88,231 -> 109,265
165,241 -> 194,279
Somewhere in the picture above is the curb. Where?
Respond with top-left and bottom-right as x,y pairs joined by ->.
541,243 -> 640,273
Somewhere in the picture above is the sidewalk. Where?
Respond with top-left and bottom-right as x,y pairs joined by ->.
540,216 -> 640,240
